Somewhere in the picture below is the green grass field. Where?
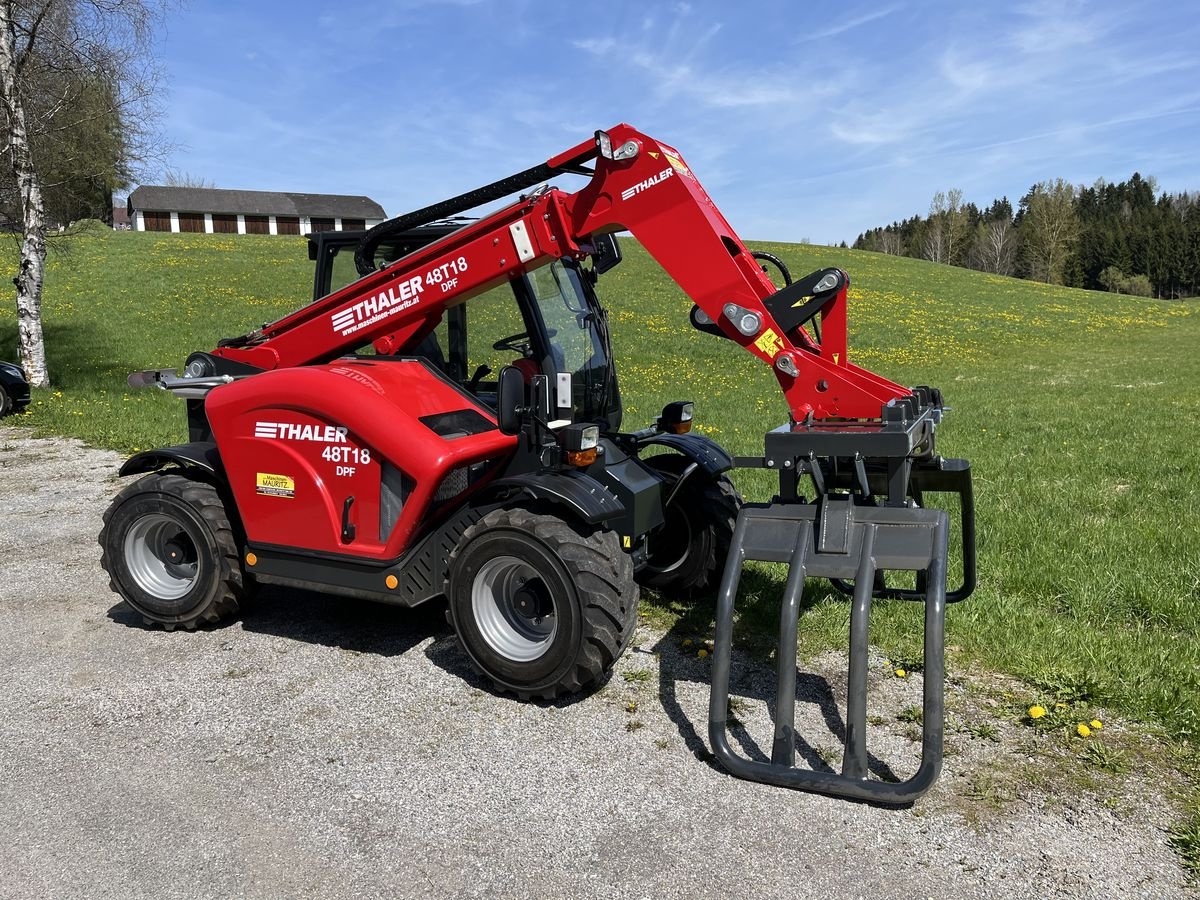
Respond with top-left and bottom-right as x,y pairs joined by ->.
3,227 -> 1199,749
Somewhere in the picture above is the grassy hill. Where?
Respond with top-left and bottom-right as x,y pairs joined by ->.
3,228 -> 1199,752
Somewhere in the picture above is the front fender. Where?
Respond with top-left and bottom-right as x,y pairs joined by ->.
119,442 -> 224,479
477,471 -> 623,526
637,432 -> 732,476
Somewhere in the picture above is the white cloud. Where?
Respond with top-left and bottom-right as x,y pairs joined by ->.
798,5 -> 904,42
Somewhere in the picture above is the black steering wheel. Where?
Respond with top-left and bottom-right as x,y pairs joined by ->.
492,327 -> 557,355
492,331 -> 531,354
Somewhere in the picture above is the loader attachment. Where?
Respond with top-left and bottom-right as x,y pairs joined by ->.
709,398 -> 975,803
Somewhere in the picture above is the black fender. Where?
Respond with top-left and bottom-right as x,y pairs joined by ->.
477,470 -> 623,526
637,432 -> 732,476
119,442 -> 224,480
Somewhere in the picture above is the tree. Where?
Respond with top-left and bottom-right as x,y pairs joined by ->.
922,191 -> 947,264
943,188 -> 970,266
163,170 -> 216,189
971,217 -> 1018,275
878,229 -> 904,256
1020,178 -> 1079,284
0,0 -> 163,386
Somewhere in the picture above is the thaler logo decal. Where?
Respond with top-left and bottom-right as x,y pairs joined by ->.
620,167 -> 673,201
255,421 -> 349,443
328,256 -> 471,338
331,276 -> 424,337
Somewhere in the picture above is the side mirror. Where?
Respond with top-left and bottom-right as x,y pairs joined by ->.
590,233 -> 622,275
496,365 -> 525,435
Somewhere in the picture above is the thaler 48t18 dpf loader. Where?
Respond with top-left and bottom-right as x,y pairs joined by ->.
100,125 -> 976,803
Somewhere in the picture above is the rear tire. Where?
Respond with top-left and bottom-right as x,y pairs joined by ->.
99,472 -> 248,630
447,507 -> 638,700
0,384 -> 11,417
638,454 -> 742,598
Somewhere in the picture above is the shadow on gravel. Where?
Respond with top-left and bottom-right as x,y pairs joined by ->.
108,583 -> 451,658
422,628 -> 623,710
644,583 -> 901,787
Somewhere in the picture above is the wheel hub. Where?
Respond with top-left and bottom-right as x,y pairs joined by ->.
512,579 -> 552,621
123,513 -> 201,602
471,556 -> 558,662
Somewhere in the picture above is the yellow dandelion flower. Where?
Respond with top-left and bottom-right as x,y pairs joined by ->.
1028,705 -> 1046,720
697,649 -> 709,659
1090,719 -> 1103,730
1076,723 -> 1092,738
894,668 -> 906,678
682,639 -> 693,648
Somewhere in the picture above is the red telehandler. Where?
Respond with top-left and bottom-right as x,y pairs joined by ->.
100,125 -> 975,803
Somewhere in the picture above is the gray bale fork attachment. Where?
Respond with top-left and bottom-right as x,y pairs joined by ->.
708,399 -> 975,803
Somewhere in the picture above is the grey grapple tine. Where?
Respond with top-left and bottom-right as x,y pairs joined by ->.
771,527 -> 811,767
842,524 -> 877,781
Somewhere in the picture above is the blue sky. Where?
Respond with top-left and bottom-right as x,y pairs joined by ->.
157,0 -> 1200,244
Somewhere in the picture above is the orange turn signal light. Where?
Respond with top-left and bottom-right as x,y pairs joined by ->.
566,448 -> 598,467
667,421 -> 692,434
245,552 -> 257,567
385,574 -> 399,590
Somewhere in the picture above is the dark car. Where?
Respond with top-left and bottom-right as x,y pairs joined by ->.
0,360 -> 30,416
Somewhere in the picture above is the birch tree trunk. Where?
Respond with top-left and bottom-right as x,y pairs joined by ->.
0,0 -> 49,387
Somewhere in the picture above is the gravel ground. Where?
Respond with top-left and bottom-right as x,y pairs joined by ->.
0,424 -> 1194,900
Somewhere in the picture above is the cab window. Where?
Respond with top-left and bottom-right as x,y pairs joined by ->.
525,262 -> 609,415
462,283 -> 534,393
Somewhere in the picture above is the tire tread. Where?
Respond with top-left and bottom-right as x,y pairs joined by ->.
99,471 -> 247,630
447,506 -> 638,700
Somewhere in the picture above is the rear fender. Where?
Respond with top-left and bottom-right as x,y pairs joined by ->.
476,471 -> 623,526
119,442 -> 225,480
637,433 -> 732,476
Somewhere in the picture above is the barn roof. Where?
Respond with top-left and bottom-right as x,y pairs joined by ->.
127,186 -> 385,219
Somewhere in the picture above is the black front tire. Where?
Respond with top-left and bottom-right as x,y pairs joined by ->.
638,454 -> 742,598
99,472 -> 249,630
446,507 -> 638,700
0,384 -> 11,417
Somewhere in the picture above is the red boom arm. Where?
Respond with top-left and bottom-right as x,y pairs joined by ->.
213,124 -> 911,421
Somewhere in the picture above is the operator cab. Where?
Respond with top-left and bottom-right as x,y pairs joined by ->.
309,226 -> 624,431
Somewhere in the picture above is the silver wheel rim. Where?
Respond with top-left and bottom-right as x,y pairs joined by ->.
471,555 -> 557,662
123,513 -> 200,600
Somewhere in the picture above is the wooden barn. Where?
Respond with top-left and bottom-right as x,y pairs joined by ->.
126,186 -> 386,236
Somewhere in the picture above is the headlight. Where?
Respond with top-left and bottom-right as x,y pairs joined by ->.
658,401 -> 694,434
562,423 -> 600,467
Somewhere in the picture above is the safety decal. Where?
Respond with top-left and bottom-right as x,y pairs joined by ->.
665,156 -> 693,179
661,147 -> 694,179
256,473 -> 295,499
754,328 -> 785,359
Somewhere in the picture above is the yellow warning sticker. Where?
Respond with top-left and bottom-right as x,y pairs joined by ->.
754,328 -> 785,359
622,535 -> 632,549
256,472 -> 295,499
833,352 -> 840,365
666,155 -> 694,179
648,151 -> 660,159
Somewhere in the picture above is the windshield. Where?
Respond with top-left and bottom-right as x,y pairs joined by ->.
523,262 -> 616,425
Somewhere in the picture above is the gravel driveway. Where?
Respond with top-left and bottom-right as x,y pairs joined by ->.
0,425 -> 1193,899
